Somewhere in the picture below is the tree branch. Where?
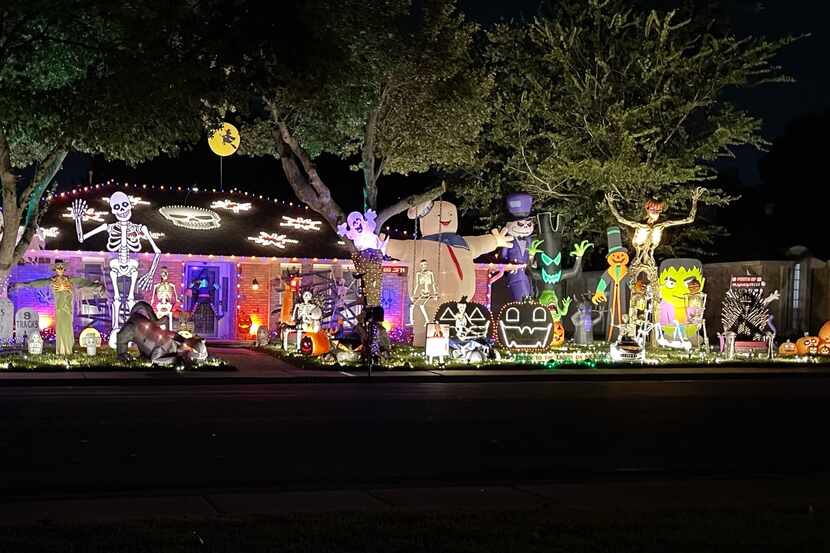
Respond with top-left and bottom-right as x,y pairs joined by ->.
376,181 -> 447,230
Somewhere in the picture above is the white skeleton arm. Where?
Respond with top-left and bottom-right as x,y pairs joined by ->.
137,225 -> 161,291
72,199 -> 108,242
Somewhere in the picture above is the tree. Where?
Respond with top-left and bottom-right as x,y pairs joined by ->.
0,0 -> 218,285
235,0 -> 493,241
463,0 -> 796,255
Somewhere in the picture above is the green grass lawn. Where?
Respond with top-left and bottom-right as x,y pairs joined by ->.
0,507 -> 826,552
0,348 -> 232,372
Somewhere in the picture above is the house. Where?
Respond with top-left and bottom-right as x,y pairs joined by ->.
9,182 -> 500,342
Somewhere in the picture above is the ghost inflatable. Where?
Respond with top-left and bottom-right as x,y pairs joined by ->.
385,200 -> 513,346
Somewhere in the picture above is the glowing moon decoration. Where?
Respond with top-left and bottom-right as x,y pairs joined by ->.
208,123 -> 241,157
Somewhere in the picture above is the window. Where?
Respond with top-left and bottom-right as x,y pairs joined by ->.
792,263 -> 801,329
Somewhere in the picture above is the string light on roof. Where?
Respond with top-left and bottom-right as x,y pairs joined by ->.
211,199 -> 252,214
279,215 -> 321,232
247,232 -> 299,249
41,226 -> 60,238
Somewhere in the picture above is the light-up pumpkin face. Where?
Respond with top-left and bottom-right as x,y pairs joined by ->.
551,320 -> 565,347
497,301 -> 553,350
778,340 -> 798,357
795,335 -> 820,356
819,321 -> 830,344
607,251 -> 629,266
818,342 -> 830,357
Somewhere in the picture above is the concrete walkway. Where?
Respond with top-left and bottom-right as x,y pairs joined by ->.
0,477 -> 827,525
2,346 -> 830,385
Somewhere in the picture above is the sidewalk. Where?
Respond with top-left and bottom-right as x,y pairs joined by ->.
2,346 -> 830,385
0,476 -> 827,525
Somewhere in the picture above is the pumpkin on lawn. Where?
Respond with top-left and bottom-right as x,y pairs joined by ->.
496,300 -> 554,350
795,334 -> 820,356
818,320 -> 830,344
551,320 -> 565,347
778,340 -> 798,357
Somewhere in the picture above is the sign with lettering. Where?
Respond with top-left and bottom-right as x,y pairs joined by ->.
14,307 -> 40,342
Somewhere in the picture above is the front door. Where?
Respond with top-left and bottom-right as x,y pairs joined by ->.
184,263 -> 234,339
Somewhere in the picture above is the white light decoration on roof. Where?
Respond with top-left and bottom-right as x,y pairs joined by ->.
149,231 -> 165,240
247,232 -> 299,249
280,215 -> 321,232
211,199 -> 252,214
41,226 -> 60,238
62,206 -> 108,223
158,205 -> 221,230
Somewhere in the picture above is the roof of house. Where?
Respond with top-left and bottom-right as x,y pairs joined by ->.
40,182 -> 351,259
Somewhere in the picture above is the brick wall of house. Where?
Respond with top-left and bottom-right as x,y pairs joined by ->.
236,262 -> 271,339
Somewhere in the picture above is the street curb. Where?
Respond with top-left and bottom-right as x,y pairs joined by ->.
2,367 -> 830,386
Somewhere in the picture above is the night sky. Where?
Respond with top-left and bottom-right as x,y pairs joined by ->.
57,0 -> 830,258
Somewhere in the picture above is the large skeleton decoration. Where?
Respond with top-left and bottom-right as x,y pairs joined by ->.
72,191 -> 161,337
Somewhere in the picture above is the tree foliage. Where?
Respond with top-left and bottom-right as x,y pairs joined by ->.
0,0 -> 219,278
462,0 -> 796,255
234,0 -> 493,233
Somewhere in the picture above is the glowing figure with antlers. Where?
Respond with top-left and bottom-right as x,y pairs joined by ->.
604,187 -> 704,286
72,192 -> 161,340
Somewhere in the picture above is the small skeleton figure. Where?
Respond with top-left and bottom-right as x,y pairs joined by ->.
410,259 -> 438,325
453,299 -> 470,341
605,187 -> 704,286
286,290 -> 322,351
72,191 -> 161,339
151,267 -> 179,329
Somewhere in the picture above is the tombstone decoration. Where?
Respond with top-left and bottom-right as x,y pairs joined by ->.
27,331 -> 44,355
0,297 -> 13,344
14,308 -> 40,344
720,276 -> 780,344
495,300 -> 554,351
434,299 -> 492,341
79,327 -> 103,356
255,325 -> 270,347
570,296 -> 603,345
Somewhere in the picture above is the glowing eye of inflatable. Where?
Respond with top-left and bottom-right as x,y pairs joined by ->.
158,206 -> 221,230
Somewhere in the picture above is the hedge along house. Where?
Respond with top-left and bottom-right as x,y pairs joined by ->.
9,181 -> 500,342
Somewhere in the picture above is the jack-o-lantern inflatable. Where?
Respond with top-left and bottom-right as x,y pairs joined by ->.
795,334 -> 820,356
778,340 -> 798,357
300,330 -> 331,357
818,321 -> 830,344
496,300 -> 553,350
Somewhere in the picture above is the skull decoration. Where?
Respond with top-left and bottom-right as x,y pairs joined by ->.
496,300 -> 554,350
158,205 -> 221,230
435,299 -> 492,341
109,191 -> 133,222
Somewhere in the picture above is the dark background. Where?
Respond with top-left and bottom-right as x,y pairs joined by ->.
55,0 -> 830,260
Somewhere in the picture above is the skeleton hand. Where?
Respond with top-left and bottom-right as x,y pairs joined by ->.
570,240 -> 593,258
491,227 -> 514,249
691,187 -> 706,202
765,290 -> 780,304
137,271 -> 155,291
72,199 -> 87,221
528,239 -> 544,258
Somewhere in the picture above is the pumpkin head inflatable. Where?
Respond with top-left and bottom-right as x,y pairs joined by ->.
818,321 -> 830,344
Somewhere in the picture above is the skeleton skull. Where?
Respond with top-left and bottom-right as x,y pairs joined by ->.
109,191 -> 133,222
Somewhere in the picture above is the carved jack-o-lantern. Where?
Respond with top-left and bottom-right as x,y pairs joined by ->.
778,340 -> 798,357
496,301 -> 553,350
818,321 -> 830,344
435,300 -> 492,341
795,334 -> 820,356
551,320 -> 565,347
817,341 -> 830,357
300,330 -> 331,356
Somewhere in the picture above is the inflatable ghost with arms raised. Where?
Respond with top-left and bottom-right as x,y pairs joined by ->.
384,200 -> 513,346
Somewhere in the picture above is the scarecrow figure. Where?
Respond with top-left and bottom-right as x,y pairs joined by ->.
592,227 -> 631,341
10,260 -> 104,355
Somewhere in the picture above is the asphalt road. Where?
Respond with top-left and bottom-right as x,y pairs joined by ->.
1,377 -> 829,495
